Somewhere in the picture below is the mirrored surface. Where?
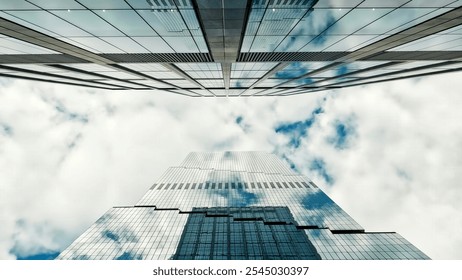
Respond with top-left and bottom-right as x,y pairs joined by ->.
0,1 -> 460,95
57,152 -> 430,260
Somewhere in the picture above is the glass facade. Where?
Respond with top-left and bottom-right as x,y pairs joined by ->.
0,1 -> 460,96
56,151 -> 430,260
173,207 -> 321,260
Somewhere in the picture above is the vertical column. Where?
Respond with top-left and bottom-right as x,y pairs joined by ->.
193,0 -> 250,90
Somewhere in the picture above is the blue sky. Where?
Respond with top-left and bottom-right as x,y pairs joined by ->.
1,72 -> 462,260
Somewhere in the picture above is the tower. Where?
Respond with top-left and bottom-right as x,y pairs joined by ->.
57,151 -> 429,260
1,1 -> 461,96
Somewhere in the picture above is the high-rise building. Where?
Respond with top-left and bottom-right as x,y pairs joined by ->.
0,1 -> 461,96
56,151 -> 429,260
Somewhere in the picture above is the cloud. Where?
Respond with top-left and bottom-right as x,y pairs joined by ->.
275,62 -> 309,79
1,71 -> 462,260
279,73 -> 462,259
326,118 -> 357,149
0,78 -> 318,259
275,107 -> 323,148
0,123 -> 13,136
309,158 -> 334,185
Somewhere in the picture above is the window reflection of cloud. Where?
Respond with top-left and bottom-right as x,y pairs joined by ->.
206,172 -> 260,207
336,65 -> 349,76
57,149 -> 432,259
274,62 -> 309,79
301,190 -> 332,226
59,208 -> 188,260
60,182 -> 368,259
285,9 -> 341,52
115,251 -> 142,260
243,2 -> 322,52
95,212 -> 112,224
299,188 -> 363,231
305,230 -> 429,259
103,230 -> 119,242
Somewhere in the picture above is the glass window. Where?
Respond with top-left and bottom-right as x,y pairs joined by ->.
193,36 -> 208,52
257,8 -> 308,36
2,64 -> 55,72
275,36 -> 317,52
5,11 -> 90,37
127,0 -> 193,9
358,0 -> 409,8
94,10 -> 156,36
137,10 -> 189,37
51,10 -> 124,36
272,62 -> 315,79
76,0 -> 131,9
97,71 -> 141,79
102,37 -> 148,53
0,0 -> 39,9
403,0 -> 456,7
232,63 -> 277,71
240,35 -> 254,52
132,37 -> 174,53
120,63 -> 168,72
59,37 -> 123,53
391,34 -> 462,51
143,72 -> 184,79
324,35 -> 380,51
299,35 -> 346,51
183,63 -> 221,71
27,0 -> 85,9
328,8 -> 393,35
167,79 -> 198,88
125,0 -> 154,9
443,25 -> 462,35
0,37 -> 58,54
249,36 -> 285,52
313,0 -> 363,8
163,36 -> 200,53
231,79 -> 258,88
256,79 -> 288,87
179,9 -> 202,36
388,8 -> 452,34
61,63 -> 116,72
356,8 -> 438,35
231,70 -> 268,79
289,9 -> 350,36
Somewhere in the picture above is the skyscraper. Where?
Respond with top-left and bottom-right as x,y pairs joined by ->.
0,1 -> 461,96
57,151 -> 429,260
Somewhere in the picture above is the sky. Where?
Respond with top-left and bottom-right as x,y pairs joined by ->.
0,72 -> 461,260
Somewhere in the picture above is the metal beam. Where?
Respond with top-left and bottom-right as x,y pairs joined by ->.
253,7 -> 462,96
193,0 -> 250,63
0,17 -> 113,65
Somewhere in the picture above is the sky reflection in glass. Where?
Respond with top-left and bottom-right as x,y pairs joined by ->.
57,152 -> 429,260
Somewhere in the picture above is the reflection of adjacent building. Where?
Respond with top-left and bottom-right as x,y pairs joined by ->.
1,1 -> 461,96
56,152 -> 429,260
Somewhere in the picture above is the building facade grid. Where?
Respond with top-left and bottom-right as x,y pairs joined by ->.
57,151 -> 430,260
1,0 -> 461,96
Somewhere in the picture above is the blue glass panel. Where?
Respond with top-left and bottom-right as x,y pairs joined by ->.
5,11 -> 90,36
94,10 -> 156,36
27,0 -> 85,9
51,10 -> 124,36
76,0 -> 131,9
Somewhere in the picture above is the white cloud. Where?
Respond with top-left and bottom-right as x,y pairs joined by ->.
0,72 -> 461,259
281,73 -> 462,259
